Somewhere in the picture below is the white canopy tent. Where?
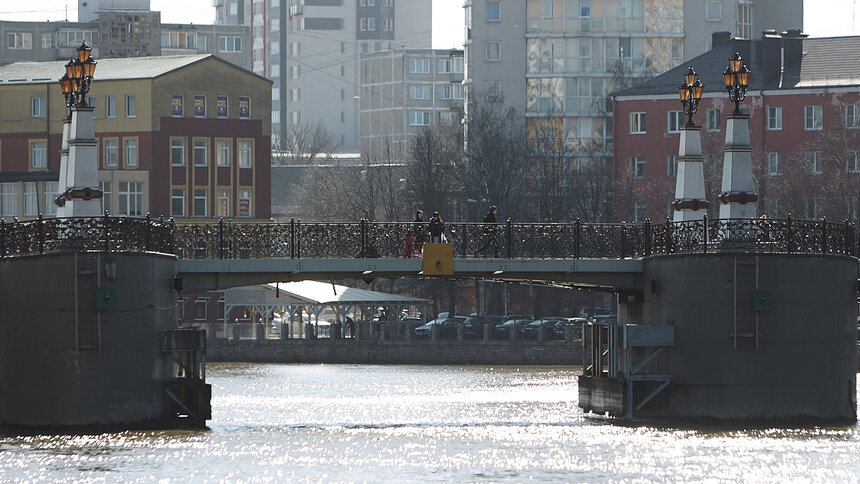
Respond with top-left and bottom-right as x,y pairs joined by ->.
223,281 -> 431,339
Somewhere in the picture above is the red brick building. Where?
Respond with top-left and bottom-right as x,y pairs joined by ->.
613,31 -> 860,223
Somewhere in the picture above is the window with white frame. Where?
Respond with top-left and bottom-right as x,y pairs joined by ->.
100,181 -> 111,215
438,84 -> 464,100
409,59 -> 430,73
486,1 -> 500,21
805,151 -> 823,174
409,85 -> 430,99
124,138 -> 138,167
633,201 -> 647,222
848,151 -> 860,173
737,1 -> 752,39
171,138 -> 185,166
59,30 -> 94,47
667,111 -> 683,133
630,155 -> 646,178
384,18 -> 393,31
118,181 -> 143,216
439,111 -> 459,125
7,32 -> 32,49
194,298 -> 209,320
767,152 -> 781,175
219,36 -> 242,52
846,104 -> 859,129
23,182 -> 38,216
106,95 -> 116,118
171,188 -> 186,217
804,105 -> 823,130
485,41 -> 501,61
193,188 -> 207,217
0,183 -> 18,217
31,97 -> 45,118
43,181 -> 58,216
193,139 -> 208,167
216,139 -> 231,166
767,106 -> 782,130
706,1 -> 721,21
409,111 -> 430,126
239,140 -> 253,167
666,155 -> 678,178
238,188 -> 252,217
706,108 -> 721,131
438,57 -> 464,74
41,33 -> 53,49
630,112 -> 646,134
541,0 -> 554,18
216,189 -> 230,217
125,95 -> 136,118
31,141 -> 47,169
289,41 -> 300,55
290,65 -> 300,78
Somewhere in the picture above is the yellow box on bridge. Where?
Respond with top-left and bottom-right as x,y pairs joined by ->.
422,243 -> 454,275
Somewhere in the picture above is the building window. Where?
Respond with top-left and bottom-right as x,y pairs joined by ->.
216,189 -> 230,217
805,151 -> 823,175
360,17 -> 376,31
101,181 -> 111,214
485,80 -> 502,100
667,111 -> 683,134
88,96 -> 97,117
666,155 -> 678,178
848,151 -> 860,173
171,188 -> 186,217
485,41 -> 501,61
7,32 -> 32,49
767,152 -> 781,176
194,298 -> 208,320
124,138 -> 138,167
437,84 -> 464,100
486,1 -> 500,21
43,181 -> 58,216
633,201 -> 647,222
23,182 -> 38,216
106,95 -> 116,118
706,1 -> 721,21
630,112 -> 646,134
541,0 -> 553,18
630,155 -> 646,179
216,139 -> 231,167
193,139 -> 208,167
409,85 -> 430,100
846,104 -> 859,129
438,58 -> 464,74
171,138 -> 186,166
737,2 -> 752,39
767,106 -> 782,130
805,197 -> 821,220
172,94 -> 184,116
706,108 -> 721,132
31,97 -> 45,118
31,141 -> 47,169
384,18 -> 393,31
118,181 -> 143,216
239,140 -> 253,168
194,188 -> 207,217
41,33 -> 53,49
125,95 -> 136,118
804,105 -> 823,131
0,183 -> 17,217
409,111 -> 430,126
409,59 -> 430,73
219,36 -> 242,52
439,111 -> 459,125
238,189 -> 252,217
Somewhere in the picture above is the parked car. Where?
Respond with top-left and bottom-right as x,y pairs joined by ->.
414,316 -> 467,339
521,320 -> 556,340
463,315 -> 505,338
578,306 -> 613,318
414,318 -> 444,339
493,319 -> 532,339
553,317 -> 588,339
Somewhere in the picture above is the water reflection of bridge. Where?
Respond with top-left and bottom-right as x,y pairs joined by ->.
1,215 -> 855,293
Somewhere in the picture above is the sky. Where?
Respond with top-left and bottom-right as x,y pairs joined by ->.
0,1 -> 857,46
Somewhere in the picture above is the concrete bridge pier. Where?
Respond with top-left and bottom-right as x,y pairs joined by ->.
581,253 -> 857,423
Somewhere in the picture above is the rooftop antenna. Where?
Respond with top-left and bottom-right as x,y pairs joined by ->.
65,3 -> 68,21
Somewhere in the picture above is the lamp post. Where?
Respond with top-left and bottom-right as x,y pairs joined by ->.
678,67 -> 704,127
723,51 -> 750,116
60,42 -> 97,109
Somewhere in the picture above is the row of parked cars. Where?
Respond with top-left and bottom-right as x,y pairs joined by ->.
414,314 -> 604,341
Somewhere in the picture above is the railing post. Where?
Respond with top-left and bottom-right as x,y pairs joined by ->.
821,217 -> 827,254
168,217 -> 175,255
218,218 -> 224,259
145,212 -> 151,252
505,218 -> 512,259
665,217 -> 672,254
0,218 -> 5,259
786,213 -> 793,253
360,218 -> 367,257
574,219 -> 581,259
702,214 -> 708,254
104,210 -> 111,253
38,213 -> 44,255
296,219 -> 301,258
845,219 -> 853,256
644,218 -> 651,256
290,217 -> 295,259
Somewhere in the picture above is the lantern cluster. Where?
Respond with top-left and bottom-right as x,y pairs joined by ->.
723,51 -> 751,116
678,67 -> 704,127
58,41 -> 97,110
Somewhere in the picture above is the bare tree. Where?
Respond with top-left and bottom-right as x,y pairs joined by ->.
272,121 -> 338,166
361,136 -> 409,221
405,124 -> 462,219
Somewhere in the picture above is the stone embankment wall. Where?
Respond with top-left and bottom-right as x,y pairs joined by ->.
207,339 -> 583,366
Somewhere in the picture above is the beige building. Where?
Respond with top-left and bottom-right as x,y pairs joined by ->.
360,48 -> 464,156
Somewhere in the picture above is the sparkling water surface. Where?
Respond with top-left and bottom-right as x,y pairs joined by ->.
1,363 -> 858,482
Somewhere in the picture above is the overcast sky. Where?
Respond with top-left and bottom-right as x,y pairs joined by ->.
1,0 -> 856,47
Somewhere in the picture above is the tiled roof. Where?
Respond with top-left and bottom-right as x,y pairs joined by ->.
0,54 -> 211,84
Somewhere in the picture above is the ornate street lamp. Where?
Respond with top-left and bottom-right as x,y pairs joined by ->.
678,67 -> 704,127
723,51 -> 751,116
59,41 -> 97,108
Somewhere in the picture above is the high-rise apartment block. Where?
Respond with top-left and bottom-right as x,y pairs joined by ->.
215,0 -> 432,150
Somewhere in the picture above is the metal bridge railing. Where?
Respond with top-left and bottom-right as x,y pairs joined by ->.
0,215 -> 855,261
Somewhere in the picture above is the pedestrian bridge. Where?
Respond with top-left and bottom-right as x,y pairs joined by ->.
1,215 -> 854,293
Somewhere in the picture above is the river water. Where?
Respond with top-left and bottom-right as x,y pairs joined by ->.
1,363 -> 858,482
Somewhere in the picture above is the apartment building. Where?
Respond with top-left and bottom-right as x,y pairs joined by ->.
360,48 -> 464,155
215,0 -> 432,150
0,55 -> 271,220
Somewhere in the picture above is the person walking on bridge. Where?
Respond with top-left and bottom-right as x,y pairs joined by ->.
412,210 -> 425,255
428,211 -> 445,243
475,206 -> 498,257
